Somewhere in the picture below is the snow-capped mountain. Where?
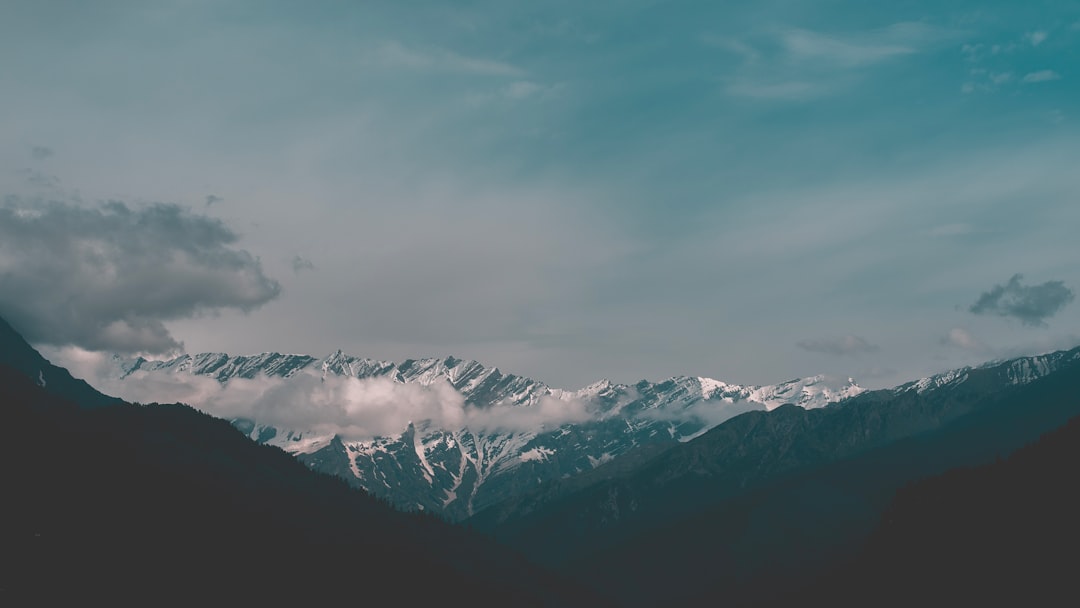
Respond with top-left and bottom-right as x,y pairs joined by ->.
108,351 -> 863,520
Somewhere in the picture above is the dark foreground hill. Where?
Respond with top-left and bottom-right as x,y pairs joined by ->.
790,412 -> 1080,607
0,318 -> 602,607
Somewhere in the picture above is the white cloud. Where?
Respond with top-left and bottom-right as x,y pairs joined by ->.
780,27 -> 916,68
1027,31 -> 1048,46
1022,70 -> 1061,83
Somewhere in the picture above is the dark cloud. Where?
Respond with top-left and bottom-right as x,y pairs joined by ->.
291,255 -> 315,273
969,274 -> 1074,326
205,194 -> 223,206
30,145 -> 53,160
0,198 -> 281,354
797,335 -> 879,356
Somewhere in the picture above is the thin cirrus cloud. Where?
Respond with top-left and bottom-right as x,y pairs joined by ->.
720,21 -> 958,100
779,26 -> 917,68
0,198 -> 281,354
797,335 -> 880,357
969,274 -> 1075,327
1022,70 -> 1061,83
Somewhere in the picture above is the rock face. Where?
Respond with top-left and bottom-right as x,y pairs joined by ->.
110,350 -> 864,519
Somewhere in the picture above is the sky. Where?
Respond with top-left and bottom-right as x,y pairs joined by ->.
2,0 -> 1079,392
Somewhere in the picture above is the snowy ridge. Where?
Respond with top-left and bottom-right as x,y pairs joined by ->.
121,352 -> 316,381
898,348 -> 1080,395
997,349 -> 1080,385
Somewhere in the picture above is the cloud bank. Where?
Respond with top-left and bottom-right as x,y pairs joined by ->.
969,274 -> 1074,327
0,198 -> 281,354
55,349 -> 595,441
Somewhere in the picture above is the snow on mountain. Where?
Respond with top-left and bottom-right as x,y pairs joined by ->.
897,349 -> 1080,395
107,351 -> 863,519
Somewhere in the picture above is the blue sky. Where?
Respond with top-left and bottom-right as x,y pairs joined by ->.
2,1 -> 1079,389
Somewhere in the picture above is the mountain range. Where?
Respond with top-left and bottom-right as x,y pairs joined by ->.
8,311 -> 1080,606
105,350 -> 863,520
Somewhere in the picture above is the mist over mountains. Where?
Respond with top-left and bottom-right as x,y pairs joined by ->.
68,347 -> 861,519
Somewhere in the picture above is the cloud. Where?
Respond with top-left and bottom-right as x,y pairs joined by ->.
779,27 -> 917,68
56,350 -> 594,440
989,72 -> 1013,85
723,22 -> 957,101
30,145 -> 53,160
205,194 -> 223,206
941,327 -> 989,352
797,335 -> 879,356
465,394 -> 593,433
1022,70 -> 1061,83
291,255 -> 315,273
1027,31 -> 1048,46
969,274 -> 1074,326
0,198 -> 281,354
